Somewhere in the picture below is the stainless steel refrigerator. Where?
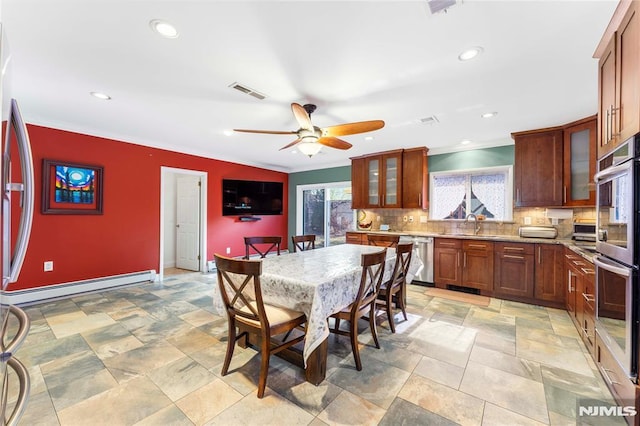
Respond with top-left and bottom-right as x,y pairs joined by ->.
1,22 -> 34,425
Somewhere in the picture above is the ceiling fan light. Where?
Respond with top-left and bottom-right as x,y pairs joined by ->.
297,141 -> 322,157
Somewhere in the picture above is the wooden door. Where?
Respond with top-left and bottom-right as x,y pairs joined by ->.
434,239 -> 461,288
599,37 -> 617,157
402,147 -> 428,209
513,129 -> 563,207
534,244 -> 565,303
563,116 -> 596,207
493,243 -> 535,298
616,3 -> 640,144
462,241 -> 494,291
350,157 -> 366,209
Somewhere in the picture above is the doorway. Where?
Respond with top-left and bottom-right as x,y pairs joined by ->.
296,182 -> 354,247
160,167 -> 207,281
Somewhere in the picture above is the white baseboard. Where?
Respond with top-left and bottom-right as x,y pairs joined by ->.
2,270 -> 156,306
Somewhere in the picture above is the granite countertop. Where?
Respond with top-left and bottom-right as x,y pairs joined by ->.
350,229 -> 597,263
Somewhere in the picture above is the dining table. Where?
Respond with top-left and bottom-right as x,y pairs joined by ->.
212,243 -> 422,384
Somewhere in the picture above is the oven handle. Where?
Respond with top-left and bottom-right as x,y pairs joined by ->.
594,255 -> 631,277
594,159 -> 632,182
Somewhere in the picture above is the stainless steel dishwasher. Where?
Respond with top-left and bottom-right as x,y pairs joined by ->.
399,236 -> 433,285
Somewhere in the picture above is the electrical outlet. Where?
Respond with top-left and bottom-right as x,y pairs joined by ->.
408,216 -> 414,223
420,215 -> 428,223
44,261 -> 53,272
402,216 -> 408,222
524,217 -> 532,225
226,247 -> 231,254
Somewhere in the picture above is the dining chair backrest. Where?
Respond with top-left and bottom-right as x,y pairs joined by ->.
291,235 -> 316,252
354,248 -> 387,309
367,234 -> 400,248
215,254 -> 267,325
244,236 -> 282,259
389,242 -> 413,290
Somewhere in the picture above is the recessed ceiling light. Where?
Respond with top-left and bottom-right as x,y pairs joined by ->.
223,129 -> 233,136
90,91 -> 111,100
149,19 -> 179,39
364,136 -> 374,141
481,112 -> 497,118
458,47 -> 483,61
461,140 -> 471,145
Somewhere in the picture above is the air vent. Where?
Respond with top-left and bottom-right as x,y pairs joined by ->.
228,82 -> 267,100
418,116 -> 439,125
426,0 -> 458,14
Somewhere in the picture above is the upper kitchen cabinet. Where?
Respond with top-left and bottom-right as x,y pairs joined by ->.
562,115 -> 597,206
402,147 -> 429,209
513,127 -> 564,207
351,147 -> 428,209
597,1 -> 640,157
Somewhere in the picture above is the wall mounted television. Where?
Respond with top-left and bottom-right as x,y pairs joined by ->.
222,179 -> 283,216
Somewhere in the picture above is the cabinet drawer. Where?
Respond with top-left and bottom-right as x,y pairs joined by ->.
495,242 -> 535,255
463,240 -> 493,252
596,330 -> 637,404
435,238 -> 462,249
345,232 -> 363,245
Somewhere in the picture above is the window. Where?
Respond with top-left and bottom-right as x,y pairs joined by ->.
296,182 -> 354,247
429,166 -> 513,221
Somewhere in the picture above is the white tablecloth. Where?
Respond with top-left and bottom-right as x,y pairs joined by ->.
212,244 -> 422,365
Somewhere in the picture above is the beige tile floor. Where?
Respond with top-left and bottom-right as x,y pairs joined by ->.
7,271 -> 624,425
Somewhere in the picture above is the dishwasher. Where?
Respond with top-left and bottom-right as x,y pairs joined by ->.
399,236 -> 433,285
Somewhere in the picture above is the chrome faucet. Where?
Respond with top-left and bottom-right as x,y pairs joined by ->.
465,213 -> 481,235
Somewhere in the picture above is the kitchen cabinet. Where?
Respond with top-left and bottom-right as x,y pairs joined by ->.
534,244 -> 565,304
402,147 -> 428,209
351,147 -> 428,209
562,116 -> 597,206
494,242 -> 535,298
565,248 -> 596,356
512,128 -> 564,207
434,238 -> 493,291
345,231 -> 364,245
597,2 -> 640,157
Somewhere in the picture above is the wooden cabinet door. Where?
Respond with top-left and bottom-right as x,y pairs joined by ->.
534,244 -> 565,303
616,3 -> 640,144
381,151 -> 403,208
599,36 -> 617,157
434,239 -> 461,287
563,116 -> 596,207
350,157 -> 366,209
513,129 -> 563,207
493,243 -> 535,298
564,249 -> 578,320
402,147 -> 428,209
462,241 -> 494,291
364,155 -> 382,208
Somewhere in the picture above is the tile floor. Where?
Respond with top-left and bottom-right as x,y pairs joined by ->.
7,272 -> 624,425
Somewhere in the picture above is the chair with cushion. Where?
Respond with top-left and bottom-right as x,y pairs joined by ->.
329,248 -> 387,371
244,236 -> 282,259
367,233 -> 400,248
291,234 -> 316,252
377,242 -> 413,333
215,254 -> 306,398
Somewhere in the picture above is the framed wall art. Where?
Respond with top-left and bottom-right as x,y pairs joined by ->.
41,159 -> 104,214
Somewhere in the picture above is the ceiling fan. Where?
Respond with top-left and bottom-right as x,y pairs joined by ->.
233,103 -> 385,157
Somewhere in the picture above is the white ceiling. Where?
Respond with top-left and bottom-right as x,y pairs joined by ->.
2,0 -> 618,173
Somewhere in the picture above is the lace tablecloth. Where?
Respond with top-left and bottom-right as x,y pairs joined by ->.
212,244 -> 422,365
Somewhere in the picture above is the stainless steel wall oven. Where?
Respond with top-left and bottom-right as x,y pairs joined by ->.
595,134 -> 640,380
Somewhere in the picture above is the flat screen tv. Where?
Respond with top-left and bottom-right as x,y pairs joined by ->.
222,179 -> 283,216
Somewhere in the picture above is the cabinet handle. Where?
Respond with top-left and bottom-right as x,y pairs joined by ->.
463,252 -> 467,268
504,246 -> 524,251
516,188 -> 520,203
611,106 -> 620,138
440,242 -> 456,247
457,252 -> 460,267
468,244 -> 486,249
605,107 -> 610,144
583,293 -> 595,303
563,186 -> 567,204
418,193 -> 421,206
504,254 -> 524,260
580,267 -> 595,275
538,246 -> 541,264
601,367 -> 620,386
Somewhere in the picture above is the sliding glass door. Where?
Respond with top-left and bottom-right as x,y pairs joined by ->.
296,182 -> 354,247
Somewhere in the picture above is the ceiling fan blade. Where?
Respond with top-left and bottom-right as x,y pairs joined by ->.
317,136 -> 352,150
323,120 -> 385,137
233,129 -> 297,135
279,138 -> 302,151
291,103 -> 313,131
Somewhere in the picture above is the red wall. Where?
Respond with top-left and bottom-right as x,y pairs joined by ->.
8,124 -> 288,291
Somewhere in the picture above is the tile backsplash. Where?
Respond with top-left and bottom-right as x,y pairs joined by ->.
360,207 -> 596,239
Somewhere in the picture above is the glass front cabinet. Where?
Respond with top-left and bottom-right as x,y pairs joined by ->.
563,115 -> 596,206
363,150 -> 403,208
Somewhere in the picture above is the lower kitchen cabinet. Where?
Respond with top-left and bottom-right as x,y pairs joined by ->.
565,248 -> 596,356
494,242 -> 535,298
434,238 -> 493,291
534,244 -> 565,305
345,231 -> 364,245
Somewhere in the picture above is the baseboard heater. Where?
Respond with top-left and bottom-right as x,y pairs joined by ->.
1,270 -> 156,306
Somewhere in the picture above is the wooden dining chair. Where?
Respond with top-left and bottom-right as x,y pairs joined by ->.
329,248 -> 387,371
215,254 -> 307,398
291,234 -> 316,252
367,234 -> 400,248
244,236 -> 282,259
377,242 -> 413,333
